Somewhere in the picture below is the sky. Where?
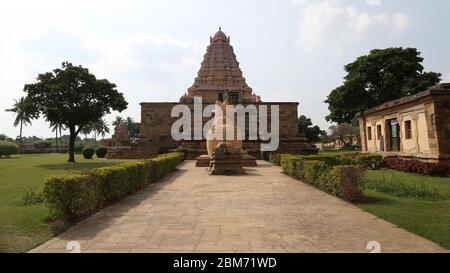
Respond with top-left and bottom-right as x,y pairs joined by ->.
1,0 -> 450,139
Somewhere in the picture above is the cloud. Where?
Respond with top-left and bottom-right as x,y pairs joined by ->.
366,0 -> 381,6
293,0 -> 412,53
443,73 -> 450,83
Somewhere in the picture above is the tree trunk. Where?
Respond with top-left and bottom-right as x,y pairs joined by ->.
55,128 -> 59,152
68,126 -> 76,162
59,126 -> 63,148
19,120 -> 23,152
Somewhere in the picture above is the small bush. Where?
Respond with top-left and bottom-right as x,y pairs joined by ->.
385,157 -> 449,177
176,146 -> 188,160
300,155 -> 355,166
95,147 -> 108,158
33,141 -> 52,149
281,154 -> 302,176
279,154 -> 365,201
82,147 -> 95,159
43,173 -> 99,218
43,152 -> 185,219
324,165 -> 364,201
268,153 -> 281,165
149,152 -> 184,182
0,141 -> 19,158
356,155 -> 384,170
303,160 -> 329,184
93,161 -> 150,203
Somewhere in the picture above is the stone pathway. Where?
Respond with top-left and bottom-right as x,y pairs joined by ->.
30,161 -> 445,253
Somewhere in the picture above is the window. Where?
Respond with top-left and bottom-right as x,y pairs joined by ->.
377,125 -> 382,140
367,126 -> 372,141
405,120 -> 412,139
218,93 -> 223,102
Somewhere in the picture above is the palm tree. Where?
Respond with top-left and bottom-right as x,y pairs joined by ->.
80,124 -> 93,144
112,116 -> 125,127
5,97 -> 33,148
92,119 -> 110,141
48,120 -> 65,152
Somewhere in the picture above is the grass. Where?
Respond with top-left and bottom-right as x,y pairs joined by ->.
0,153 -> 129,253
358,169 -> 450,249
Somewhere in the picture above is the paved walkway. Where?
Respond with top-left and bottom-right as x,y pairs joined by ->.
31,161 -> 444,253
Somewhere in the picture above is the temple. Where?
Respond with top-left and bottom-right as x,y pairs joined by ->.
115,28 -> 317,159
180,28 -> 261,104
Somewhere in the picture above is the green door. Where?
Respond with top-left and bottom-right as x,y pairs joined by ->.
389,120 -> 400,151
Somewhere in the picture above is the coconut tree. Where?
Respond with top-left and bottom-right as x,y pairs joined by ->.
48,120 -> 65,152
112,116 -> 125,127
92,119 -> 110,141
5,97 -> 33,148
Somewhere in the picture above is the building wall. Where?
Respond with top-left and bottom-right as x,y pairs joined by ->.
140,102 -> 303,155
358,100 -> 442,159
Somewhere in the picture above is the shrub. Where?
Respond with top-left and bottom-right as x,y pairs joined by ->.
268,153 -> 281,165
279,154 -> 365,201
385,157 -> 449,177
43,152 -> 185,219
303,160 -> 329,184
356,155 -> 384,170
149,152 -> 184,182
43,173 -> 99,218
281,154 -> 299,175
33,141 -> 52,149
176,146 -> 188,160
82,147 -> 95,159
93,161 -> 150,203
300,155 -> 355,166
322,165 -> 364,201
0,141 -> 19,158
95,147 -> 108,158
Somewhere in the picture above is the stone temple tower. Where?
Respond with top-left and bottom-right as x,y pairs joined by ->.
180,28 -> 261,104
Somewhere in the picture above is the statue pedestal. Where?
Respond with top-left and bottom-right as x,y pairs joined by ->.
208,143 -> 245,175
196,154 -> 257,168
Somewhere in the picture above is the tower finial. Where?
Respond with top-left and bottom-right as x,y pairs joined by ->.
219,26 -> 221,31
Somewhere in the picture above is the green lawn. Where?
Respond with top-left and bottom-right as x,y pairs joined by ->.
0,153 -> 129,253
358,169 -> 450,249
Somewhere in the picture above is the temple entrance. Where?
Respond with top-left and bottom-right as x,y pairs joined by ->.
388,119 -> 401,151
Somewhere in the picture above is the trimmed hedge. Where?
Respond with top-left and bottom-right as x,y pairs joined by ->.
95,147 -> 108,158
356,155 -> 384,170
33,141 -> 52,149
299,154 -> 355,166
82,147 -> 95,159
385,157 -> 449,177
280,154 -> 365,201
43,173 -> 98,218
175,146 -> 188,160
43,152 -> 184,219
269,153 -> 281,166
0,141 -> 19,158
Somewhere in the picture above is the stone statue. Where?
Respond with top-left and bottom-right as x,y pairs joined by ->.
206,98 -> 242,156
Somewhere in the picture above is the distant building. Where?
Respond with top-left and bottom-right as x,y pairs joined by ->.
357,83 -> 450,160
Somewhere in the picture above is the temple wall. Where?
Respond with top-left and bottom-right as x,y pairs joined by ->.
140,102 -> 307,156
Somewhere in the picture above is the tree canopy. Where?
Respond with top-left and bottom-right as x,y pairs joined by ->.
24,62 -> 128,162
298,115 -> 326,143
325,47 -> 441,124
